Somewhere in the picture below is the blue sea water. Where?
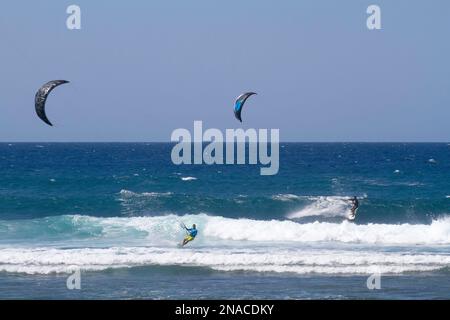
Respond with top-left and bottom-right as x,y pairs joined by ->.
0,143 -> 449,299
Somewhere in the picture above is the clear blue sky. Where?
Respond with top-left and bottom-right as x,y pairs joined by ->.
1,0 -> 449,142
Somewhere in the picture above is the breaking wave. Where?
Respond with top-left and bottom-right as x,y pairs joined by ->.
0,246 -> 448,275
1,214 -> 449,275
1,214 -> 450,246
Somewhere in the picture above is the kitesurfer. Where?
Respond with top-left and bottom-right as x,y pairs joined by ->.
349,196 -> 359,218
182,224 -> 197,246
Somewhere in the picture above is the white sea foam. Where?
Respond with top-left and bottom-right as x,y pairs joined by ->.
119,189 -> 136,196
119,189 -> 173,198
36,213 -> 450,247
1,214 -> 450,275
363,179 -> 423,187
0,246 -> 448,275
271,194 -> 302,201
4,213 -> 450,246
181,177 -> 197,181
211,265 -> 440,274
203,215 -> 450,245
286,196 -> 351,219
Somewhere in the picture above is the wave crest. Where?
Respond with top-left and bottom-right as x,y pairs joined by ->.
1,247 -> 448,275
2,214 -> 450,246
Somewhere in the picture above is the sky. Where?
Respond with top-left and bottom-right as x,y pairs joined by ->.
0,0 -> 449,142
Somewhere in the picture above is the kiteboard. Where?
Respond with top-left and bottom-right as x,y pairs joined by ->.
347,209 -> 358,221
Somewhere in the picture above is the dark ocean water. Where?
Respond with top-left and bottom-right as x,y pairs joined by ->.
0,143 -> 449,299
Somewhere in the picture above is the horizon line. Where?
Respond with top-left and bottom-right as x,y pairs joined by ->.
1,141 -> 449,144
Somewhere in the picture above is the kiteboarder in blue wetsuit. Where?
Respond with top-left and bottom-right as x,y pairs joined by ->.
182,224 -> 197,246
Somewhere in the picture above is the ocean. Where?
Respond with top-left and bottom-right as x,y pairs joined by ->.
0,143 -> 449,299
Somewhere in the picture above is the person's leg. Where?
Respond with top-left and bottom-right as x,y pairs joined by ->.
182,236 -> 192,246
